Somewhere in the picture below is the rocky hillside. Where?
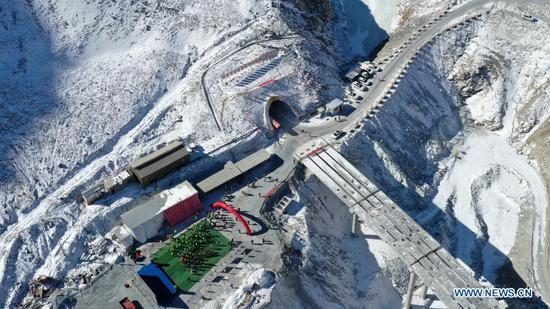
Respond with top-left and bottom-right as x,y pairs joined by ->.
343,5 -> 550,305
0,0 -> 338,307
266,176 -> 403,308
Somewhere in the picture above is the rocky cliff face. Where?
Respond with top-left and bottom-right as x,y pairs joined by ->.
343,7 -> 550,304
0,0 -> 363,306
3,0 -> 549,307
266,176 -> 403,309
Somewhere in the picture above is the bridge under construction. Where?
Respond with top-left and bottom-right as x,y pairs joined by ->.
298,145 -> 503,309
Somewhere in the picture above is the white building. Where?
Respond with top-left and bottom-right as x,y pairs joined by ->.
119,181 -> 201,243
325,98 -> 344,116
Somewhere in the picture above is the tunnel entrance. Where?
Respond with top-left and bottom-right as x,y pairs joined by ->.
267,99 -> 298,131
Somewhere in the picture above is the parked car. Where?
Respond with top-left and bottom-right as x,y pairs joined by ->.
346,88 -> 362,101
361,71 -> 372,79
352,81 -> 368,92
333,130 -> 346,140
522,14 -> 536,22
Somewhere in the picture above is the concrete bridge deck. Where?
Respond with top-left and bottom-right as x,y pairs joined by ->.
300,145 -> 503,309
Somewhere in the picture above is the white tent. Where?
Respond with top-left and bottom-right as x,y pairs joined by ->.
121,210 -> 164,243
120,181 -> 197,243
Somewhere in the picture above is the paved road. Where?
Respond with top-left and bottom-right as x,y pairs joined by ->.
303,145 -> 502,308
193,0 -> 550,305
259,0 -> 550,305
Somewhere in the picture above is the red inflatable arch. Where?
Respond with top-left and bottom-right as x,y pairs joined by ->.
212,201 -> 252,236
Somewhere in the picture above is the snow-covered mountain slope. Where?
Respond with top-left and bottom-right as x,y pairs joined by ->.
1,0 -> 548,307
0,0 -> 377,307
262,176 -> 403,309
0,0 -> 292,307
343,7 -> 550,305
0,0 -> 274,224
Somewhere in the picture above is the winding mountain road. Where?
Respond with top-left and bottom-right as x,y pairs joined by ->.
0,0 -> 547,308
261,0 -> 550,305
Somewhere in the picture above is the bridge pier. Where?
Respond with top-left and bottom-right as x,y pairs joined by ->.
403,272 -> 417,309
419,283 -> 428,300
300,145 -> 503,308
351,213 -> 358,236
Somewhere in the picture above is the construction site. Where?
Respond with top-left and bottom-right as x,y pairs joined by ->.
6,1 -> 550,308
59,125 -> 281,308
37,19 -> 511,307
54,32 -> 329,309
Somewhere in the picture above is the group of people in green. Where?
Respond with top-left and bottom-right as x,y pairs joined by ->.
169,220 -> 214,271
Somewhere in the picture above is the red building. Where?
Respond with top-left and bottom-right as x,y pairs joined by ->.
163,189 -> 202,226
160,180 -> 202,226
120,180 -> 202,243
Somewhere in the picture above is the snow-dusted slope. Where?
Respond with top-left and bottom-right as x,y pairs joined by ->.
343,6 -> 550,305
0,0 -> 273,221
0,0 -> 379,307
265,176 -> 403,309
2,0 -> 549,307
0,0 -> 280,307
